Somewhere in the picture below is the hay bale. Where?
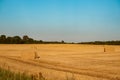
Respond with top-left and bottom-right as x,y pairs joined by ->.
35,51 -> 40,59
21,46 -> 40,60
104,46 -> 115,52
21,50 -> 35,60
21,50 -> 40,60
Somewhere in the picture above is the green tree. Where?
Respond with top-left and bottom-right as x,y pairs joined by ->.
13,36 -> 22,44
28,38 -> 34,43
61,40 -> 65,44
0,35 -> 6,43
6,37 -> 13,44
23,35 -> 29,41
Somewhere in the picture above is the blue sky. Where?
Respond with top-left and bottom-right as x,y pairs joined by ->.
0,0 -> 120,42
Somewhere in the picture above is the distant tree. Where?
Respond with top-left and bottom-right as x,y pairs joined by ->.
71,42 -> 74,44
39,40 -> 43,43
23,35 -> 29,43
23,35 -> 29,40
0,35 -> 6,43
22,35 -> 35,44
28,38 -> 34,43
6,37 -> 13,44
61,40 -> 65,43
13,36 -> 22,44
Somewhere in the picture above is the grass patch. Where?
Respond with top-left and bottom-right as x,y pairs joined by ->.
0,66 -> 76,80
0,67 -> 46,80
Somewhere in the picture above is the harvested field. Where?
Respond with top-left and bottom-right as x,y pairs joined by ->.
0,44 -> 120,80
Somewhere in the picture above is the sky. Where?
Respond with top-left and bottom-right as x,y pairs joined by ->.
0,0 -> 120,42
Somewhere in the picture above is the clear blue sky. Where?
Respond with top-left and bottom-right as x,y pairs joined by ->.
0,0 -> 120,42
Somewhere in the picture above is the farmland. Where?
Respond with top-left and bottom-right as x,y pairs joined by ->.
0,44 -> 120,80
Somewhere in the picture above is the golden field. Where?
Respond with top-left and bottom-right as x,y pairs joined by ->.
0,44 -> 120,80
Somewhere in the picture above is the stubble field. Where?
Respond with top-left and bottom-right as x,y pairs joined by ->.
0,44 -> 120,80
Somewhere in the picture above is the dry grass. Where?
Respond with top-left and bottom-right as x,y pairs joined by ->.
0,44 -> 120,80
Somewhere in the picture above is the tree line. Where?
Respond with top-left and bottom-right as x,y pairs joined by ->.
79,41 -> 120,45
0,35 -> 120,45
0,35 -> 65,44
